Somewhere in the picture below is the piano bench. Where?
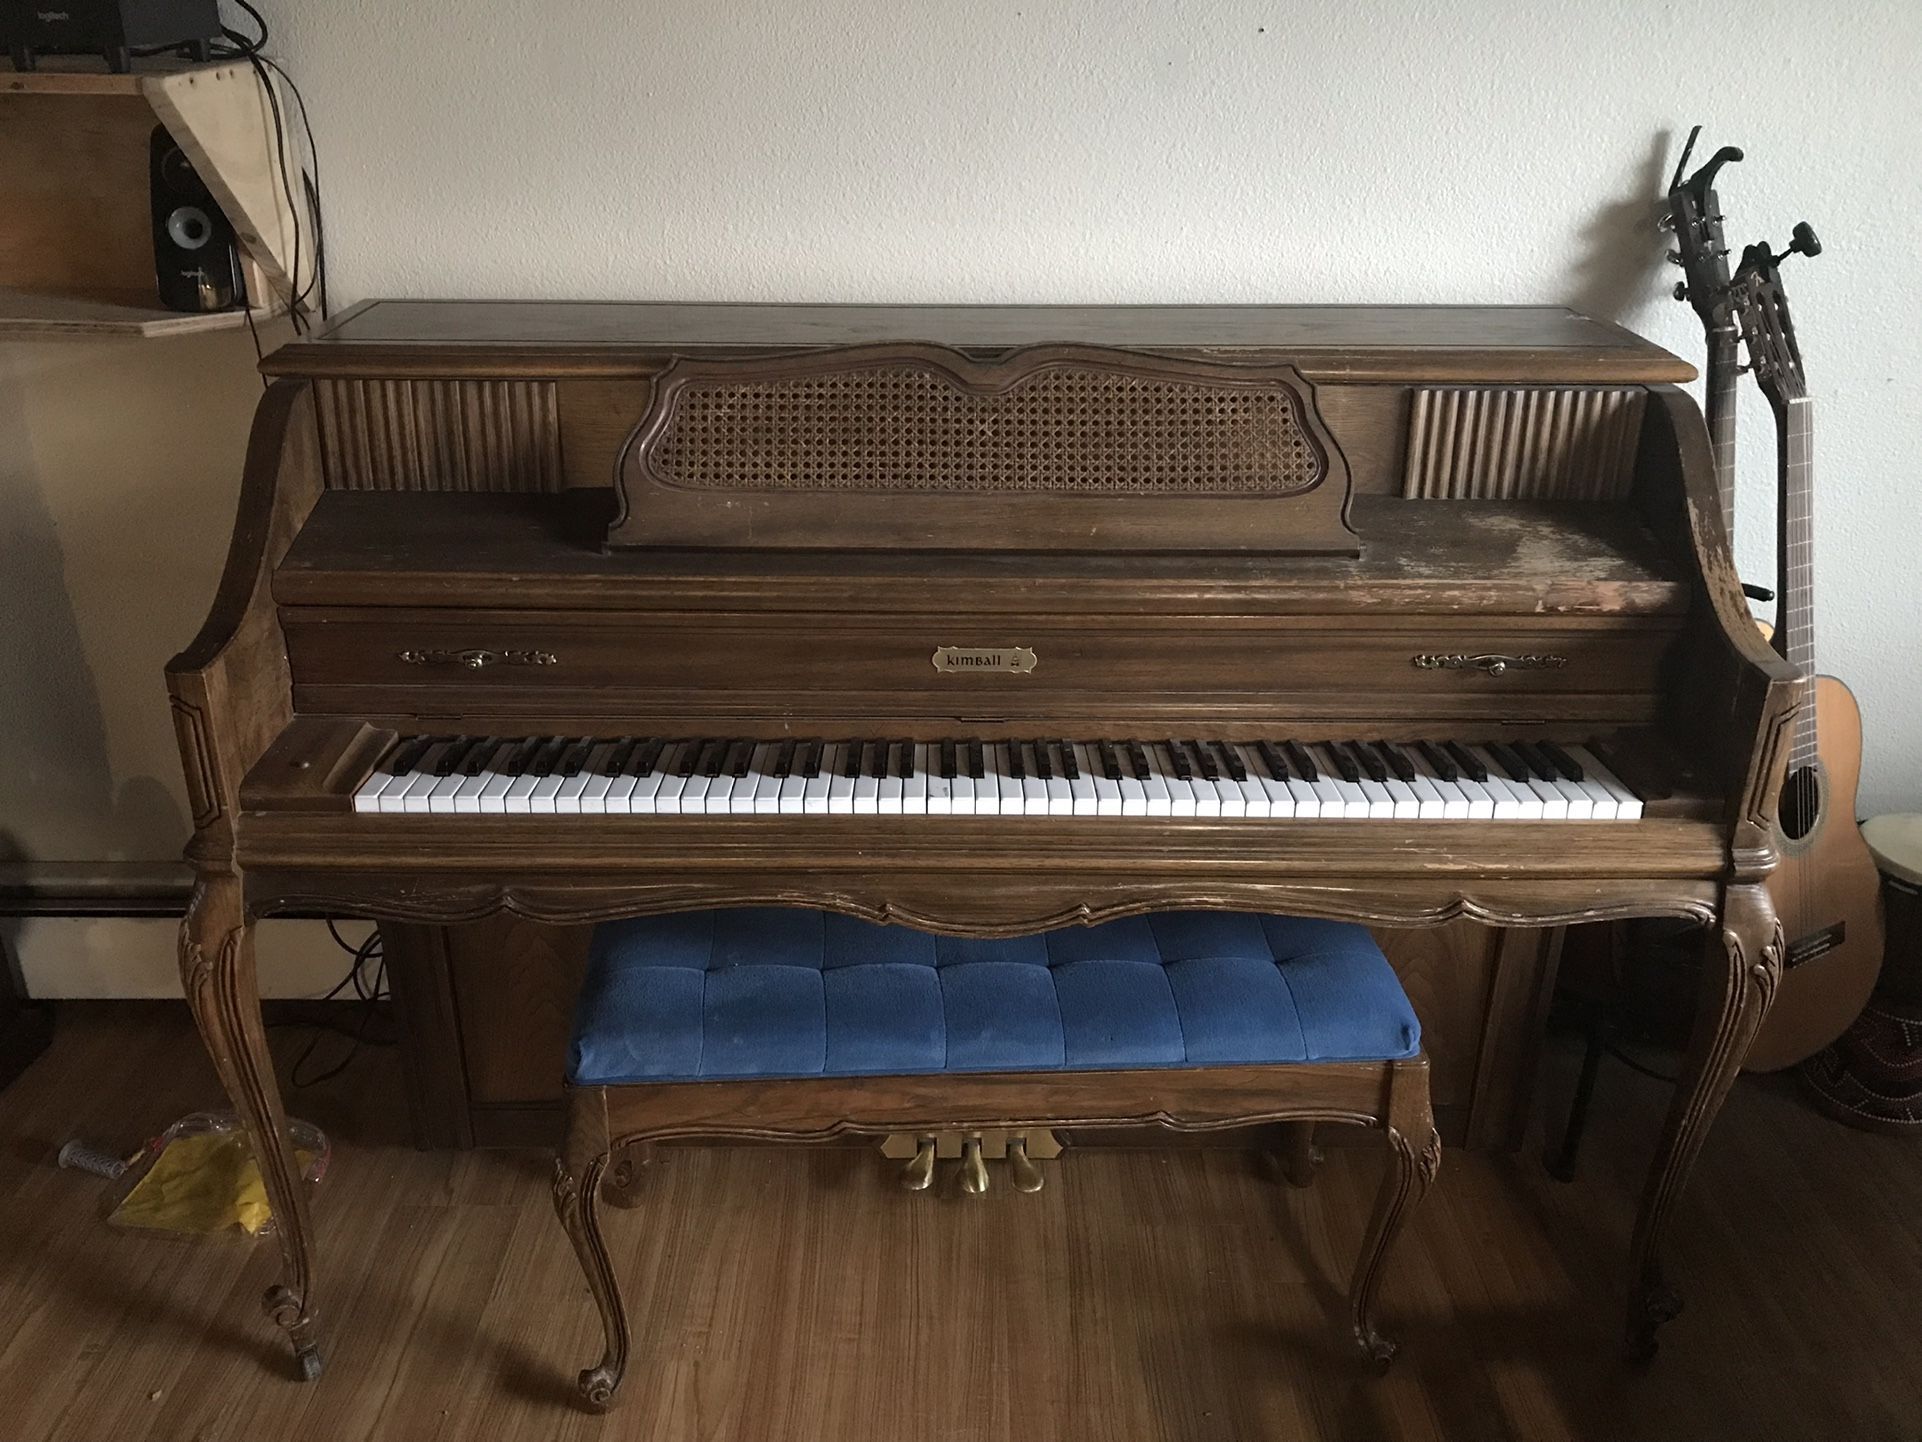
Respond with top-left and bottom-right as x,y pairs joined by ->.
552,908 -> 1438,1412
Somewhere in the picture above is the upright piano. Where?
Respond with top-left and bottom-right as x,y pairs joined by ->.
167,301 -> 1798,1380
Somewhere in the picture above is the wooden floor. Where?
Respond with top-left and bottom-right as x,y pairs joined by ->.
3,1005 -> 1921,1441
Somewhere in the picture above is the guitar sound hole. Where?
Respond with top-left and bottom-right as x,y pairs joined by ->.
1779,764 -> 1822,841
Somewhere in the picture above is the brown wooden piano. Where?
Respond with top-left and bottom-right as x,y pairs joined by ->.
166,300 -> 1799,1382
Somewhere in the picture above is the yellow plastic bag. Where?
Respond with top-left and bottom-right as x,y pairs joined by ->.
104,1112 -> 328,1237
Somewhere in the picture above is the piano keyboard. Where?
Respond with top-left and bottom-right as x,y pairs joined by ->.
351,736 -> 1644,820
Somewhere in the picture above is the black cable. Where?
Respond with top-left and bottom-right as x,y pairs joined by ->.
259,54 -> 328,319
270,921 -> 394,1087
1604,1041 -> 1679,1086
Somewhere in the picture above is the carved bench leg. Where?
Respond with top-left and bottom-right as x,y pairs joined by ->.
601,1140 -> 655,1210
1350,1064 -> 1439,1371
555,1094 -> 630,1411
1626,882 -> 1782,1360
1276,1120 -> 1322,1188
179,872 -> 324,1380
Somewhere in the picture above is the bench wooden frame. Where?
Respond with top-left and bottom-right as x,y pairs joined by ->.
556,1053 -> 1437,1412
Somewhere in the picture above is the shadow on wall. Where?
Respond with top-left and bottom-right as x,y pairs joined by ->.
1560,130 -> 1674,324
0,352 -> 119,862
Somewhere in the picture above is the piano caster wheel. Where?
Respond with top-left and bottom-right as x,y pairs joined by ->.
1007,1135 -> 1044,1193
295,1343 -> 324,1382
900,1136 -> 937,1192
958,1135 -> 989,1196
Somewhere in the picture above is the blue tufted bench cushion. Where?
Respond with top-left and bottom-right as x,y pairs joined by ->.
568,910 -> 1419,1086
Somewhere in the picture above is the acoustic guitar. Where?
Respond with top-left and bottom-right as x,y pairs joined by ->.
1729,228 -> 1885,1072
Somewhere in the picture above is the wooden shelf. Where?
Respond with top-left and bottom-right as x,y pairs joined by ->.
0,59 -> 306,339
0,288 -> 267,338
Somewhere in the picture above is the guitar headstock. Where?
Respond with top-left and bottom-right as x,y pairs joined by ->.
1733,223 -> 1822,413
1662,126 -> 1744,328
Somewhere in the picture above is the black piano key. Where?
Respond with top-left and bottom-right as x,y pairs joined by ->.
1211,740 -> 1248,782
1484,741 -> 1533,784
1538,740 -> 1585,783
1031,740 -> 1052,782
939,740 -> 957,780
1002,740 -> 1023,781
1281,741 -> 1319,783
1513,739 -> 1564,784
726,740 -> 754,778
1416,740 -> 1458,782
1322,742 -> 1362,785
1124,741 -> 1152,782
432,737 -> 477,776
1096,740 -> 1123,782
668,740 -> 700,778
1343,740 -> 1388,784
966,740 -> 985,781
384,735 -> 433,775
864,739 -> 888,778
1183,740 -> 1219,782
630,738 -> 665,775
1443,741 -> 1488,783
842,742 -> 863,780
528,736 -> 569,777
600,737 -> 637,775
1372,741 -> 1417,783
892,740 -> 915,780
796,739 -> 823,778
771,738 -> 796,779
459,739 -> 502,777
690,739 -> 723,778
1162,740 -> 1193,781
556,738 -> 594,777
500,736 -> 544,776
1255,740 -> 1290,782
1056,741 -> 1080,781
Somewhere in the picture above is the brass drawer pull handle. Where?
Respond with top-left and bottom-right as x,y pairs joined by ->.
1411,653 -> 1567,677
397,648 -> 559,670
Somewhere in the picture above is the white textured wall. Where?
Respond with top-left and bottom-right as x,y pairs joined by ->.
268,0 -> 1920,810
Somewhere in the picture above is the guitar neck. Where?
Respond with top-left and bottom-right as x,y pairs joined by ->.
1706,324 -> 1741,533
1775,395 -> 1818,767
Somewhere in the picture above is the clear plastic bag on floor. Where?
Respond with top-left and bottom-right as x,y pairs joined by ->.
97,1110 -> 330,1237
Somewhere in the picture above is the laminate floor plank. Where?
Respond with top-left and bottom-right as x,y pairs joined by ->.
3,1003 -> 1921,1442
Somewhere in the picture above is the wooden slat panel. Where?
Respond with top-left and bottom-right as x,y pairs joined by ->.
313,379 -> 562,493
1403,386 -> 1645,500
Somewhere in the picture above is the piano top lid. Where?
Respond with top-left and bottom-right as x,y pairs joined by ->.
261,301 -> 1695,385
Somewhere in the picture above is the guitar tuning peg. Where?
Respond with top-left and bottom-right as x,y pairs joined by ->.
1007,1135 -> 1044,1194
958,1134 -> 989,1196
1789,222 -> 1822,259
1672,281 -> 1689,302
1665,250 -> 1685,267
1656,210 -> 1676,233
899,1135 -> 936,1192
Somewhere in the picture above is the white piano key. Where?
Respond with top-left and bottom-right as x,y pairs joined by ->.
801,744 -> 835,815
827,746 -> 858,814
578,744 -> 618,813
876,746 -> 905,813
1159,747 -> 1199,817
947,761 -> 973,815
554,765 -> 595,814
1467,755 -> 1531,820
1400,767 -> 1449,819
993,743 -> 1024,815
1140,764 -> 1173,817
777,754 -> 810,815
1567,745 -> 1642,820
628,755 -> 669,814
476,770 -> 515,814
926,743 -> 955,815
1066,744 -> 1099,817
903,744 -> 930,815
1354,774 -> 1396,820
750,743 -> 786,815
1083,744 -> 1124,816
852,754 -> 881,814
602,771 -> 639,815
501,772 -> 540,815
529,771 -> 568,814
353,767 -> 402,813
1311,749 -> 1371,819
1221,749 -> 1272,818
1535,761 -> 1592,820
1376,774 -> 1421,820
1015,744 -> 1048,816
1478,747 -> 1554,820
424,770 -> 468,814
451,770 -> 492,815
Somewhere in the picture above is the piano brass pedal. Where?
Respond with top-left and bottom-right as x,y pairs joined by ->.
899,1135 -> 937,1192
958,1134 -> 989,1196
1007,1135 -> 1044,1194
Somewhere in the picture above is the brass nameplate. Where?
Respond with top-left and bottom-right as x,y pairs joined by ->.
932,646 -> 1037,675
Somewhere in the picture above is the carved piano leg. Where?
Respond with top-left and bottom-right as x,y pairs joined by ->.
177,872 -> 324,1380
1625,882 -> 1783,1361
1349,1064 -> 1439,1371
1277,1120 -> 1322,1188
555,1105 -> 631,1411
600,1139 -> 655,1210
